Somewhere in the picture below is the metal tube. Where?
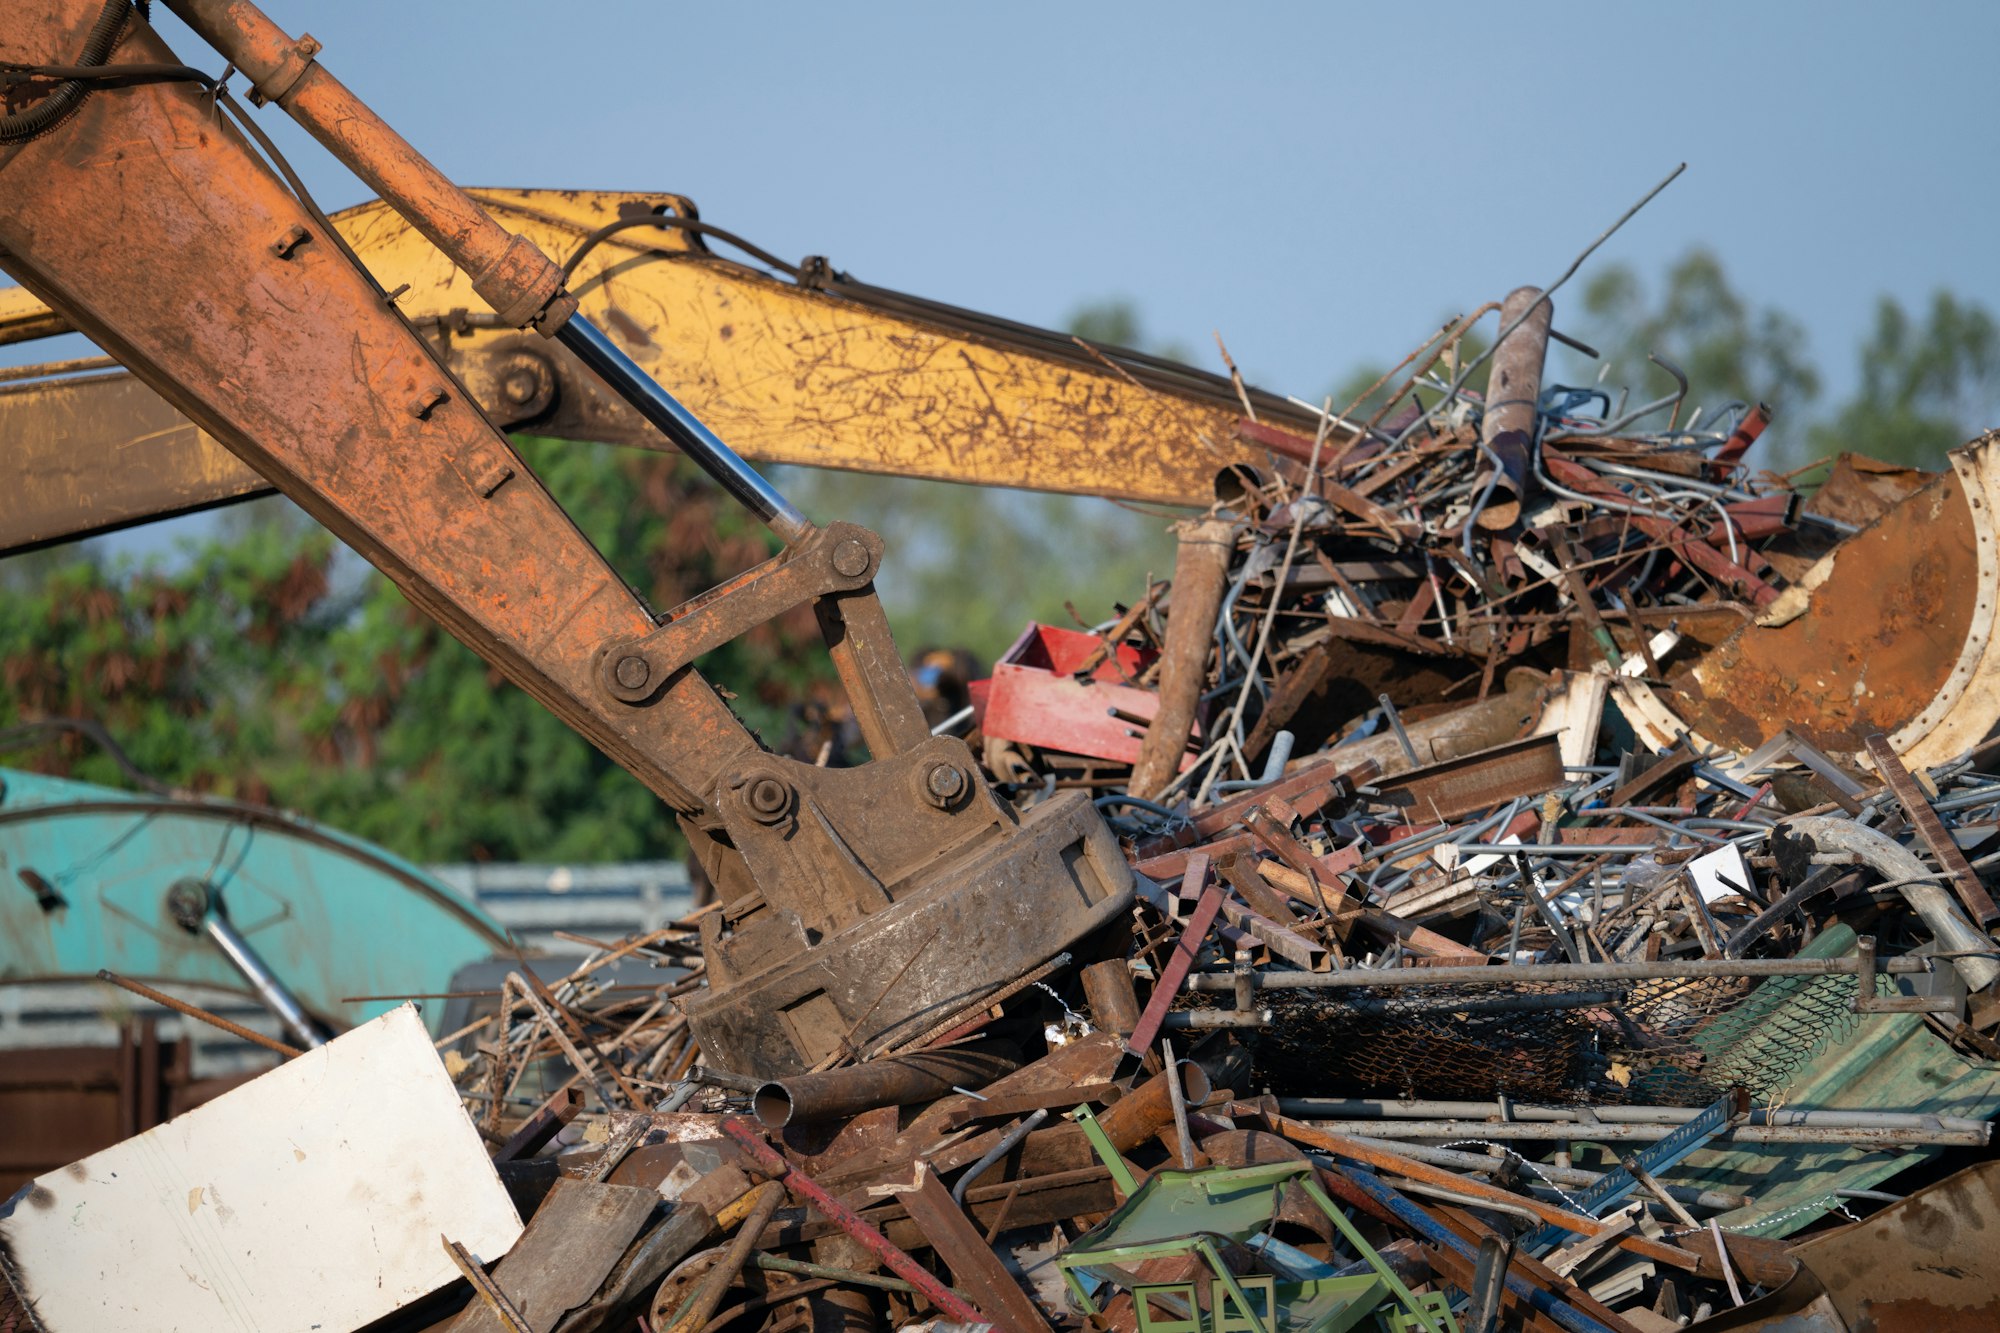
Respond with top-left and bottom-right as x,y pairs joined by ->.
751,1254 -> 926,1295
1470,285 -> 1552,532
1789,815 -> 2000,992
1337,1168 -> 1622,1333
558,316 -> 810,542
1295,1118 -> 1988,1147
200,913 -> 326,1049
1186,953 -> 1928,991
752,1041 -> 1019,1128
951,1107 -> 1049,1205
1337,1135 -> 1748,1212
1163,1008 -> 1276,1029
1280,1099 -> 1967,1130
1132,516 -> 1237,799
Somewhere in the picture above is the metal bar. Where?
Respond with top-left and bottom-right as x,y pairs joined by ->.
198,912 -> 326,1050
1162,1039 -> 1195,1169
95,969 -> 302,1059
1288,1119 -> 1988,1147
1333,1168 -> 1621,1333
558,315 -> 809,542
1338,1136 -> 1747,1212
670,1180 -> 787,1333
1280,1099 -> 1964,1130
952,1108 -> 1049,1205
443,1235 -> 533,1333
1868,733 -> 2000,928
722,1117 -> 990,1328
1467,1234 -> 1511,1333
1187,952 -> 1927,991
1126,854 -> 1223,1057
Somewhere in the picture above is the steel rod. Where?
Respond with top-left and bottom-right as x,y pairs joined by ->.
1292,1118 -> 1987,1147
95,969 -> 302,1058
558,315 -> 809,542
200,913 -> 326,1049
1186,953 -> 1927,991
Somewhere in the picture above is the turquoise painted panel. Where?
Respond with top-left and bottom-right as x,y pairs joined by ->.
0,767 -> 514,1033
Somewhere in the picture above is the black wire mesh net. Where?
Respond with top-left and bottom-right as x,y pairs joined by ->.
1181,967 -> 1865,1107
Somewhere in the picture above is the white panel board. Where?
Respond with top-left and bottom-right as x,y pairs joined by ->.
0,1003 -> 522,1332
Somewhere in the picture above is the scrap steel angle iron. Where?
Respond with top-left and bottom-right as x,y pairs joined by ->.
0,0 -> 1132,1078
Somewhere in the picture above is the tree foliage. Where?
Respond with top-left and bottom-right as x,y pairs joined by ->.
0,438 -> 829,862
1557,248 -> 1822,459
5,267 -> 1994,864
1806,291 -> 2000,468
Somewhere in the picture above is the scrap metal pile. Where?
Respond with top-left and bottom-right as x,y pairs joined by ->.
10,292 -> 2000,1333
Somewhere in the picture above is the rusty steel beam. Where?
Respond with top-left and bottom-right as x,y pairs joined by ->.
899,1165 -> 1054,1333
1866,733 -> 2000,929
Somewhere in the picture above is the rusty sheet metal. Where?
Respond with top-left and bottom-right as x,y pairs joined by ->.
1672,462 -> 1976,757
1790,1159 -> 2000,1332
0,370 -> 267,553
1368,733 -> 1565,823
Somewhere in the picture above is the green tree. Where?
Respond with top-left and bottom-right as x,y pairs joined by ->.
0,437 -> 830,862
1805,291 -> 2000,469
1557,248 -> 1821,461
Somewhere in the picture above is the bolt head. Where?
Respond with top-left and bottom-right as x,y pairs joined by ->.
923,762 -> 967,807
831,538 -> 871,579
747,776 -> 792,822
614,655 -> 651,691
165,879 -> 209,933
502,369 -> 538,404
495,352 -> 553,413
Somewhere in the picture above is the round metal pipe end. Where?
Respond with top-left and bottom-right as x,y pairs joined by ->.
753,1083 -> 795,1129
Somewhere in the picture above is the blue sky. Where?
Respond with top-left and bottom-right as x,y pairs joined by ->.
6,1 -> 1996,546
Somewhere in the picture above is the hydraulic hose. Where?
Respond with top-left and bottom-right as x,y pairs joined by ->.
0,0 -> 136,144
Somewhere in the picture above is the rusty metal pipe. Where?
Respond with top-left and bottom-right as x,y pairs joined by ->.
1095,1063 -> 1213,1152
666,1180 -> 787,1333
1130,516 -> 1236,799
1078,958 -> 1144,1044
753,1042 -> 1020,1128
1468,285 -> 1552,534
162,0 -> 569,332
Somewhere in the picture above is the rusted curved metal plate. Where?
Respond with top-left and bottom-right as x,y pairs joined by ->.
1617,432 -> 2000,768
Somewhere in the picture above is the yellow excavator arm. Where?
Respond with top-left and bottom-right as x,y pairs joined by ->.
1,187 -> 1321,554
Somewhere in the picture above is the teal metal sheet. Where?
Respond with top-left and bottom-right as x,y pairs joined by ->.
1669,925 -> 2000,1237
0,766 -> 515,1034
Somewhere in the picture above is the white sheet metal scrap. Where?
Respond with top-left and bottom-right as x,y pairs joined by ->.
0,1004 -> 523,1332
